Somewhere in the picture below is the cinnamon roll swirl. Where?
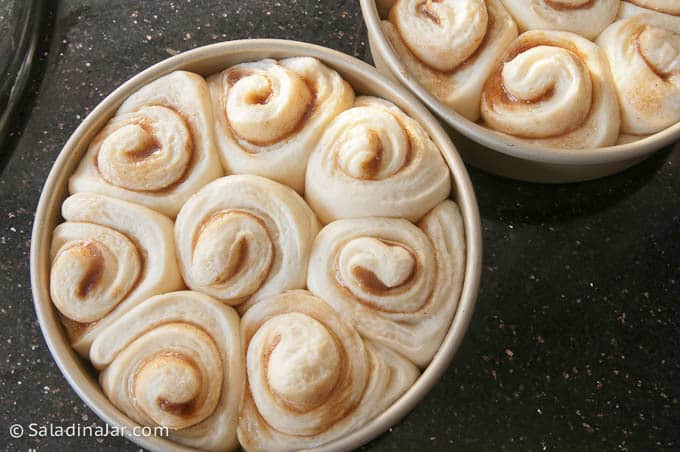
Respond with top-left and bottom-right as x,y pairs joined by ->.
618,1 -> 680,25
174,175 -> 320,310
619,0 -> 680,18
501,0 -> 620,39
207,57 -> 354,193
307,200 -> 464,367
305,96 -> 451,224
49,193 -> 183,356
597,14 -> 680,135
69,71 -> 222,217
382,0 -> 518,120
90,291 -> 242,451
480,30 -> 621,148
237,290 -> 419,451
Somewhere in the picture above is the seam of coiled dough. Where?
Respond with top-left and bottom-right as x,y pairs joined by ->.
500,0 -> 620,39
207,57 -> 354,193
307,199 -> 465,368
621,0 -> 680,16
480,30 -> 621,149
90,291 -> 242,451
49,193 -> 183,356
305,96 -> 451,224
237,290 -> 419,451
619,1 -> 680,23
175,175 -> 320,310
597,14 -> 680,135
382,0 -> 518,121
69,71 -> 222,218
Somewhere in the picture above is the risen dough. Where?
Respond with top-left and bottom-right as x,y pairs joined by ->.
307,200 -> 465,367
208,57 -> 354,193
383,0 -> 518,121
598,14 -> 680,135
237,290 -> 419,451
501,0 -> 620,39
481,30 -> 621,148
305,96 -> 451,223
50,193 -> 183,356
69,71 -> 222,218
90,291 -> 242,451
175,175 -> 319,310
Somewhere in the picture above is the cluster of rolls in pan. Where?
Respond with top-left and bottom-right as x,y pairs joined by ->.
49,56 -> 466,451
379,0 -> 680,147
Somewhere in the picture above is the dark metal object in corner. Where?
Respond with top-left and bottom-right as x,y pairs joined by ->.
0,0 -> 46,152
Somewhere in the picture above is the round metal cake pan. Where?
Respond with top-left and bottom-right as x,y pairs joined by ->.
360,0 -> 680,183
30,39 -> 483,451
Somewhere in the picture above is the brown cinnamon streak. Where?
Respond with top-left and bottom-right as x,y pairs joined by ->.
76,242 -> 104,299
216,237 -> 249,285
361,130 -> 384,180
157,397 -> 197,417
418,1 -> 441,25
544,0 -> 595,11
125,141 -> 161,160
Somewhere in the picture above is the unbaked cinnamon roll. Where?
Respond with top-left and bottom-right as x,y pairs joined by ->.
49,193 -> 183,356
70,71 -> 222,218
480,30 -> 621,148
305,96 -> 451,224
207,57 -> 354,193
382,0 -> 518,120
501,0 -> 620,39
90,291 -> 242,451
175,175 -> 319,310
307,200 -> 464,367
597,14 -> 680,135
619,0 -> 680,18
238,290 -> 419,451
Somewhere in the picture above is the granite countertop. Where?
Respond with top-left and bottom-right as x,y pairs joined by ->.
1,1 -> 678,450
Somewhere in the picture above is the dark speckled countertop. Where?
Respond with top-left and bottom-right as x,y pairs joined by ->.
1,1 -> 679,450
